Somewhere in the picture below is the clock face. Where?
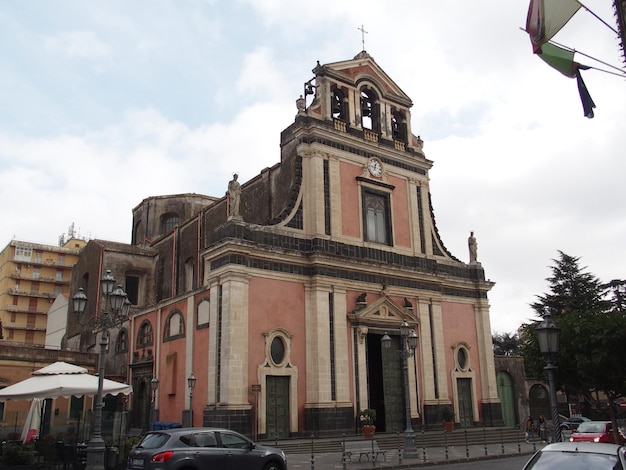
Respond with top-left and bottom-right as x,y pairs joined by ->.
368,158 -> 382,177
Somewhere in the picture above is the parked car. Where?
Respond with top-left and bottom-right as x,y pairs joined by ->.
127,427 -> 287,470
560,416 -> 591,432
570,421 -> 626,444
523,442 -> 626,469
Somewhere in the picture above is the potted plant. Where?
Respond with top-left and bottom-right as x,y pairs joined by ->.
440,405 -> 455,432
0,442 -> 37,470
359,408 -> 377,438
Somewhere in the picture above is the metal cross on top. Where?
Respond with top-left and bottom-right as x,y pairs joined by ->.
358,24 -> 368,51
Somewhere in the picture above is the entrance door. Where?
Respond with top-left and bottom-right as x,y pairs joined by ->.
457,378 -> 474,427
266,376 -> 290,439
367,334 -> 403,432
497,371 -> 517,427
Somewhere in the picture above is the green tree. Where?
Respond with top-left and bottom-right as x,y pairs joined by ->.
521,251 -> 626,444
492,332 -> 521,356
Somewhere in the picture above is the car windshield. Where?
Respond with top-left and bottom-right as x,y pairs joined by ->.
578,422 -> 608,433
137,433 -> 171,449
526,450 -> 621,470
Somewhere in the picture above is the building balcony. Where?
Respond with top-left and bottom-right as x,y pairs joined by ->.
5,306 -> 50,315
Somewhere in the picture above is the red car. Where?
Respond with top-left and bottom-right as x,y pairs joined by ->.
569,421 -> 626,444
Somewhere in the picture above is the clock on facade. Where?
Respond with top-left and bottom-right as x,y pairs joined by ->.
367,158 -> 383,177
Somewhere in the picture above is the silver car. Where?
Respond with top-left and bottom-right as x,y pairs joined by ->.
523,442 -> 626,469
127,427 -> 287,470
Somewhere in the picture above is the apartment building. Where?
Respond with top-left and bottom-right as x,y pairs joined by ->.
0,238 -> 86,344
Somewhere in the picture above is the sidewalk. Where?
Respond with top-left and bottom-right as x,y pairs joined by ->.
285,440 -> 546,469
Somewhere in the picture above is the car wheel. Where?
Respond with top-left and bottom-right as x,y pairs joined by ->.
263,462 -> 283,470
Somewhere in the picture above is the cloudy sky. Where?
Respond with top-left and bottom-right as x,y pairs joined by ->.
1,1 -> 624,334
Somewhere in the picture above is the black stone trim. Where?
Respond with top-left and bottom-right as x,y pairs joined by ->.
212,224 -> 483,283
304,406 -> 353,437
266,155 -> 303,226
211,251 -> 486,300
429,193 -> 461,262
287,115 -> 421,157
356,176 -> 395,190
296,134 -> 426,175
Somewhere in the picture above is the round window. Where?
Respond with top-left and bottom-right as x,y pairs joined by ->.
270,337 -> 286,365
457,348 -> 467,370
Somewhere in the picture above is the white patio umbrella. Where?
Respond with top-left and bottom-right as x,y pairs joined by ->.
20,397 -> 43,443
0,361 -> 132,401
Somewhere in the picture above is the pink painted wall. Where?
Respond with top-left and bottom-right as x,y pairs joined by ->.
388,175 -> 411,248
340,161 -> 361,238
248,277 -> 306,431
440,302 -> 483,406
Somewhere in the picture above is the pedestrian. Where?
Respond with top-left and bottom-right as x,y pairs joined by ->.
539,415 -> 547,442
525,416 -> 534,443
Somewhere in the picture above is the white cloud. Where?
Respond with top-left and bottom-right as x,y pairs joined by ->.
43,30 -> 111,60
1,0 -> 624,334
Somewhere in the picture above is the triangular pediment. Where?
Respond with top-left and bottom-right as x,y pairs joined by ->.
348,294 -> 419,329
316,52 -> 412,107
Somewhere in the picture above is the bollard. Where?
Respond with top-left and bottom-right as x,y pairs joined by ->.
483,425 -> 488,456
371,438 -> 376,469
464,426 -> 469,458
517,425 -> 521,453
422,425 -> 427,463
342,433 -> 347,470
444,429 -> 449,460
310,433 -> 314,470
500,427 -> 505,454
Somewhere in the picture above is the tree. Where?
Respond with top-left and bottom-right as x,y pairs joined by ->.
521,251 -> 626,444
492,332 -> 521,356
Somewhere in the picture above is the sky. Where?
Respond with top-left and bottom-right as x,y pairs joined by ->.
1,1 -> 624,335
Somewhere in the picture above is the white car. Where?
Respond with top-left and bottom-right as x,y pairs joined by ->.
523,442 -> 626,469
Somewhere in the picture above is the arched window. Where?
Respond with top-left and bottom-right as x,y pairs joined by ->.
161,213 -> 179,234
331,87 -> 347,121
116,328 -> 128,354
197,298 -> 210,328
362,189 -> 391,245
136,320 -> 153,348
360,87 -> 380,132
164,310 -> 185,341
391,109 -> 407,143
184,257 -> 195,291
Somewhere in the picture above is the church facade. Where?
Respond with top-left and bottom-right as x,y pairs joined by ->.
69,51 -> 501,437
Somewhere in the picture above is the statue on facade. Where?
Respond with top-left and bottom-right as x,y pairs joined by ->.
228,173 -> 241,219
468,231 -> 478,263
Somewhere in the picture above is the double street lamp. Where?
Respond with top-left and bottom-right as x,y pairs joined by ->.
72,270 -> 130,470
382,320 -> 419,460
535,311 -> 561,443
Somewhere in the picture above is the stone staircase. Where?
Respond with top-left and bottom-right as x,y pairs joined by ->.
261,427 -> 525,454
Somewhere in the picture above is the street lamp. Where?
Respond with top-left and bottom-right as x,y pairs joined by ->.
187,373 -> 197,427
382,320 -> 419,460
72,270 -> 130,470
150,377 -> 159,431
535,311 -> 561,443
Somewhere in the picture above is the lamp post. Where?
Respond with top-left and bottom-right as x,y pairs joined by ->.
382,320 -> 419,460
72,270 -> 130,470
187,373 -> 197,427
535,311 -> 561,443
150,377 -> 159,431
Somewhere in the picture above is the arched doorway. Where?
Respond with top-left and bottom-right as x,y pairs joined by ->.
497,371 -> 517,427
529,384 -> 550,422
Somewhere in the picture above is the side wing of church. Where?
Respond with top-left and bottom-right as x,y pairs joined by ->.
69,51 -> 501,437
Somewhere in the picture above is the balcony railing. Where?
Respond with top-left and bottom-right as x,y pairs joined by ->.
333,119 -> 347,132
364,129 -> 379,142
